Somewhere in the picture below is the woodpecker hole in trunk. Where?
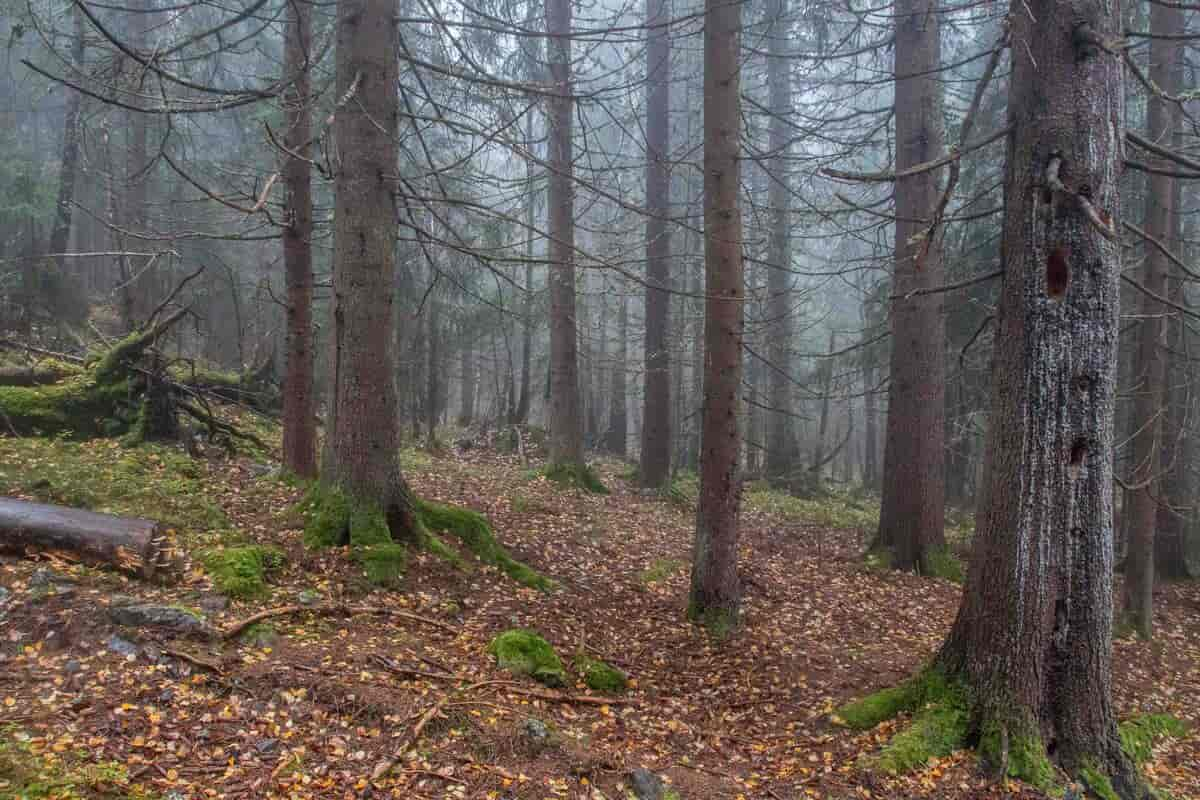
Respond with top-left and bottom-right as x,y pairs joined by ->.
1047,246 -> 1070,299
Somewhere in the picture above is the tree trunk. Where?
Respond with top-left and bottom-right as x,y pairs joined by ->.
322,0 -> 419,536
763,0 -> 797,478
47,6 -> 85,273
605,289 -> 629,456
689,0 -> 743,632
281,0 -> 318,478
459,320 -> 477,427
639,0 -> 672,487
811,331 -> 836,476
545,0 -> 583,465
1120,0 -> 1180,636
426,290 -> 441,443
936,2 -> 1140,792
874,0 -> 947,571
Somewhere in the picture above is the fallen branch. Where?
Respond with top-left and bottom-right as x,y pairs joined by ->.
222,603 -> 458,640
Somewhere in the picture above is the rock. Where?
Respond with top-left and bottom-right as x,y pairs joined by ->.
64,659 -> 82,674
106,634 -> 139,657
297,589 -> 322,606
521,718 -> 550,743
628,768 -> 665,800
487,629 -> 566,687
107,603 -> 210,636
240,623 -> 278,648
108,594 -> 137,607
247,462 -> 276,478
159,688 -> 176,705
255,738 -> 279,754
197,593 -> 229,614
0,586 -> 11,605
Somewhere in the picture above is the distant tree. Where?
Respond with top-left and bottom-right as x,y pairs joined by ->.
604,284 -> 628,456
545,0 -> 583,466
1121,0 -> 1182,637
689,0 -> 744,632
873,0 -> 947,572
639,0 -> 672,487
281,0 -> 318,479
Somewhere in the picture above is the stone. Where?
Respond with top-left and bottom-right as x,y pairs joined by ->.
107,603 -> 210,636
64,659 -> 82,674
0,586 -> 11,605
255,738 -> 279,754
297,589 -> 322,606
521,718 -> 550,743
106,634 -> 139,657
628,768 -> 665,800
198,593 -> 229,614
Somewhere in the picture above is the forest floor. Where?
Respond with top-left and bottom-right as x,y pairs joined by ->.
0,428 -> 1197,800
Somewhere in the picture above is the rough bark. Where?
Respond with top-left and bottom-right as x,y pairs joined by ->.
323,0 -> 419,534
514,113 -> 537,425
811,331 -> 836,476
639,0 -> 672,487
763,0 -> 798,478
545,0 -> 583,465
47,6 -> 85,273
874,0 -> 947,572
1121,0 -> 1181,636
689,0 -> 743,632
936,3 -> 1141,793
0,498 -> 171,582
281,0 -> 318,478
459,321 -> 476,427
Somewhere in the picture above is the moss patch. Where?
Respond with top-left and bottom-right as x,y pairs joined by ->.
834,670 -> 956,730
574,653 -> 628,694
1080,762 -> 1121,800
872,703 -> 968,774
0,726 -> 156,799
923,547 -> 965,583
201,545 -> 285,599
300,483 -> 353,548
488,629 -> 566,687
1119,714 -> 1188,765
353,542 -> 407,587
416,499 -> 553,591
687,601 -> 738,640
977,717 -> 1057,790
540,462 -> 609,495
638,557 -> 685,586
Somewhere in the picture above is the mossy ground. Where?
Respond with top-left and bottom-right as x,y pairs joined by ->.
488,629 -> 566,687
540,462 -> 609,495
573,653 -> 628,694
637,557 -> 685,586
415,498 -> 553,591
1119,714 -> 1188,765
0,436 -> 228,537
201,545 -> 285,599
0,726 -> 157,799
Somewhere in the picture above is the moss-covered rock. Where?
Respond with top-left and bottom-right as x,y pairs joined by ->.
488,629 -> 566,687
574,653 -> 628,694
540,462 -> 609,495
202,545 -> 286,599
1119,713 -> 1188,765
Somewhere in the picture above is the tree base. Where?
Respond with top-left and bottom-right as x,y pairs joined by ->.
833,670 -> 1175,799
300,485 -> 553,591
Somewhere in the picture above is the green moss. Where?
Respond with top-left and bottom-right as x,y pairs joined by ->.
686,601 -> 738,640
1080,762 -> 1121,800
978,717 -> 1057,790
835,670 -> 956,730
301,484 -> 352,548
574,654 -> 628,694
488,629 -> 566,687
201,545 -> 286,599
240,622 -> 279,648
661,472 -> 699,509
349,502 -> 392,546
0,377 -> 135,438
638,558 -> 686,586
416,499 -> 553,591
744,483 -> 880,531
353,543 -> 407,587
0,437 -> 228,538
872,704 -> 969,774
924,547 -> 965,583
1119,714 -> 1188,765
863,547 -> 893,572
540,462 -> 609,495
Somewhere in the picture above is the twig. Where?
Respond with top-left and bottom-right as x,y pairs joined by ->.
163,647 -> 224,674
221,603 -> 458,640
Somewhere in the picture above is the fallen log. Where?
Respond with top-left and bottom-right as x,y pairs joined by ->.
0,497 -> 173,582
0,364 -> 79,387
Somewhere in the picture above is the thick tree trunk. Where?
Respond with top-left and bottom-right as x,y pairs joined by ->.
874,0 -> 947,571
689,0 -> 743,631
936,2 -> 1139,793
545,0 -> 583,465
1121,0 -> 1181,637
0,498 -> 171,582
605,290 -> 628,456
763,0 -> 797,478
323,0 -> 419,535
281,0 -> 318,478
639,0 -> 672,487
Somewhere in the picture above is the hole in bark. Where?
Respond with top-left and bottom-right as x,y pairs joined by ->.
1069,439 -> 1088,477
1071,374 -> 1093,395
1047,246 -> 1070,299
1047,738 -> 1058,756
1042,186 -> 1053,205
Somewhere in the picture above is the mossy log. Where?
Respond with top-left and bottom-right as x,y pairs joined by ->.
0,497 -> 174,581
0,363 -> 80,387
